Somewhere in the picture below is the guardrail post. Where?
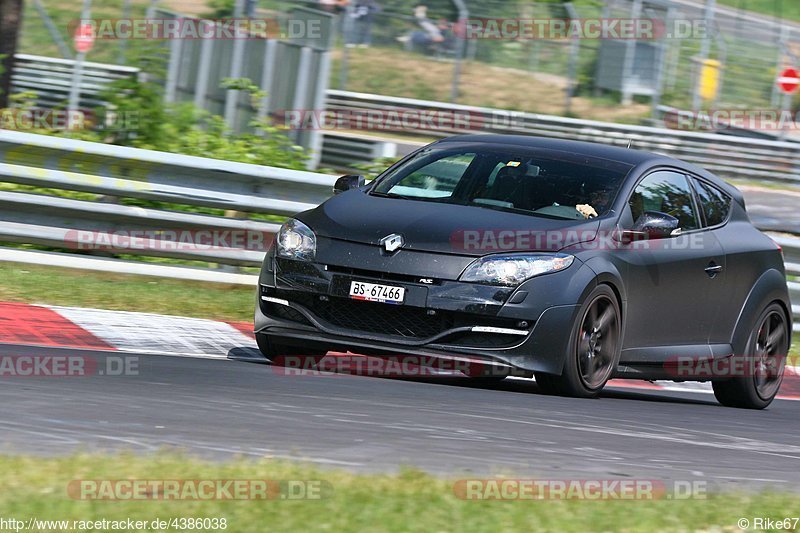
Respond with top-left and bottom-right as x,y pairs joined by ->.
291,46 -> 313,144
224,0 -> 247,130
164,18 -> 184,104
193,21 -> 215,110
257,39 -> 278,124
308,49 -> 332,170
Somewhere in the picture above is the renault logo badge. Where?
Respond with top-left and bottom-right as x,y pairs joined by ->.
380,233 -> 404,253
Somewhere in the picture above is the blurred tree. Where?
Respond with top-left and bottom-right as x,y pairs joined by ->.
0,0 -> 24,108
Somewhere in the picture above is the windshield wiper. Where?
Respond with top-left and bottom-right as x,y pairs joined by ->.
370,191 -> 417,200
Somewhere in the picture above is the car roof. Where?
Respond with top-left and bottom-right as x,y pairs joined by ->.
437,134 -> 744,205
439,134 -> 672,165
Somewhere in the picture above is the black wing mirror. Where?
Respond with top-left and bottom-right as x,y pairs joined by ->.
631,210 -> 680,240
333,174 -> 365,195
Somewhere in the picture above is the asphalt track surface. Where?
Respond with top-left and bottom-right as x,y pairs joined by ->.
743,186 -> 800,235
1,343 -> 799,491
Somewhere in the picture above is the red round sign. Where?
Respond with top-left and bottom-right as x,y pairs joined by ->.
778,67 -> 800,94
74,23 -> 94,54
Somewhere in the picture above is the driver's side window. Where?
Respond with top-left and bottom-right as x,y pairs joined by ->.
627,171 -> 699,232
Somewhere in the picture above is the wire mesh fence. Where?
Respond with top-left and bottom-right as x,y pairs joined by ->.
260,0 -> 800,128
15,0 -> 800,127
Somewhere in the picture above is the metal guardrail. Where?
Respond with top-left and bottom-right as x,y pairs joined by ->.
774,236 -> 800,331
0,130 -> 336,268
11,54 -> 140,110
0,130 -> 797,333
325,90 -> 800,186
320,132 -> 397,172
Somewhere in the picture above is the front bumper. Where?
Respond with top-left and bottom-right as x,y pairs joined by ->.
254,246 -> 590,374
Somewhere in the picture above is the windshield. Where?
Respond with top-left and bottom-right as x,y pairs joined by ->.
371,144 -> 633,220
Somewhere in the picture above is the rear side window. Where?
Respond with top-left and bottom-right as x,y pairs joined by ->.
692,179 -> 732,227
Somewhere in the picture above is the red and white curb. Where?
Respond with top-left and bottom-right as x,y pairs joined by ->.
0,302 -> 257,359
0,302 -> 797,400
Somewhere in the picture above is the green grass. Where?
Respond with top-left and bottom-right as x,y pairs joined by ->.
0,262 -> 254,322
19,0 -> 155,65
718,0 -> 800,22
0,452 -> 798,533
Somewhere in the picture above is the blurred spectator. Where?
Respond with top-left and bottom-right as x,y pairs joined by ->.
346,0 -> 381,48
398,5 -> 454,56
318,0 -> 348,15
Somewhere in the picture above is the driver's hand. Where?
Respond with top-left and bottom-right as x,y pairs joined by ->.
576,204 -> 598,219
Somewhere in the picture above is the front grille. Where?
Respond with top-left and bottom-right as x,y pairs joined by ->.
276,291 -> 525,342
302,295 -> 448,338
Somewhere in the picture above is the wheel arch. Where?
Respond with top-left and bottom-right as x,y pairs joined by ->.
579,257 -> 627,332
731,268 -> 792,353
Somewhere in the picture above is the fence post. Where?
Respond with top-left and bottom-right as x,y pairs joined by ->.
450,0 -> 469,103
67,0 -> 92,128
692,0 -> 716,111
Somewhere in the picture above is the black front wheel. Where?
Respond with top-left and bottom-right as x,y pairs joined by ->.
535,285 -> 622,398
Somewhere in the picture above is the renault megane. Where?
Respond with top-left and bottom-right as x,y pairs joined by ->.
255,135 -> 792,409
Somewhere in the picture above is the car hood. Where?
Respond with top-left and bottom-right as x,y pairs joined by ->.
298,190 -> 602,257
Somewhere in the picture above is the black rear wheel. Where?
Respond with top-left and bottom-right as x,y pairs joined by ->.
712,303 -> 788,409
535,285 -> 622,398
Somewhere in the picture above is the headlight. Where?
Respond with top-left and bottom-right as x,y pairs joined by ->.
460,253 -> 574,286
276,219 -> 316,261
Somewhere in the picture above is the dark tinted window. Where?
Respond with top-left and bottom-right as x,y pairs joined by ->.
693,178 -> 732,227
372,145 -> 632,220
628,171 -> 699,231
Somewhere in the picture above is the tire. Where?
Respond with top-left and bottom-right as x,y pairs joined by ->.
255,333 -> 327,363
712,303 -> 789,409
535,285 -> 622,398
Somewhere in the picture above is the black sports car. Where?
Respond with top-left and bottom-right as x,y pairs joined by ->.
255,135 -> 792,409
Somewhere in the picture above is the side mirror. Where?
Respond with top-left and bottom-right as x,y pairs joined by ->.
631,210 -> 680,240
333,174 -> 365,195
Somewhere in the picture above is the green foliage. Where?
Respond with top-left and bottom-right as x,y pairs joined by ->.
205,0 -> 236,18
45,75 -> 310,171
353,156 -> 400,180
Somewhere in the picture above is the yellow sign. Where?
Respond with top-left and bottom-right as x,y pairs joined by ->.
699,59 -> 721,101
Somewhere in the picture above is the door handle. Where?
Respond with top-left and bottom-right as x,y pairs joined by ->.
705,262 -> 723,277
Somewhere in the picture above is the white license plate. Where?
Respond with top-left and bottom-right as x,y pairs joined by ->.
349,281 -> 405,305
